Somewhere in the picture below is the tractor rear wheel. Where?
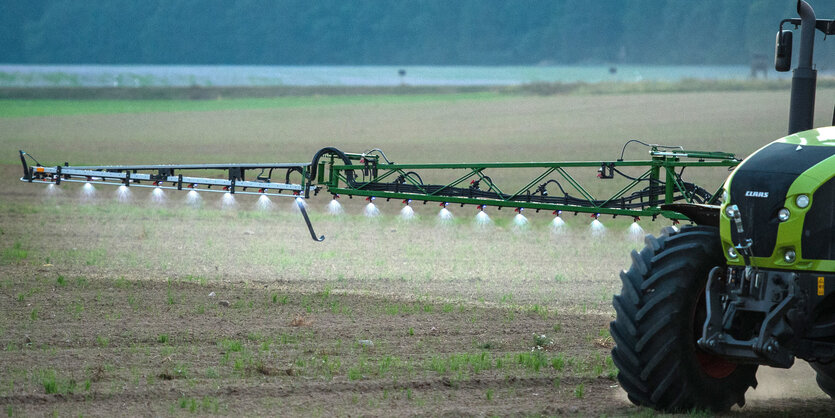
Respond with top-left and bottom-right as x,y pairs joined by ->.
810,361 -> 835,398
610,225 -> 758,412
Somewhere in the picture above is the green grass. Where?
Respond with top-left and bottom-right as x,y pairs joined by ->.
177,395 -> 222,414
1,242 -> 28,264
574,383 -> 585,399
0,93 -> 499,118
219,338 -> 243,353
38,369 -> 77,395
428,352 -> 493,375
516,351 -> 549,372
96,335 -> 109,347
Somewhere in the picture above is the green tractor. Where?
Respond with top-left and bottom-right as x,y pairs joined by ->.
610,0 -> 835,411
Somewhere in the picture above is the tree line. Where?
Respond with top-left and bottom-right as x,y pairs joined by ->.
2,0 -> 833,67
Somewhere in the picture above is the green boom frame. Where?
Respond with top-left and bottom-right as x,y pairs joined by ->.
314,147 -> 739,220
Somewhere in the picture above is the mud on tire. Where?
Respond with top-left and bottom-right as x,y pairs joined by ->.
609,225 -> 758,412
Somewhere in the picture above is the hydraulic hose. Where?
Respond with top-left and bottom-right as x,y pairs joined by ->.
309,147 -> 357,187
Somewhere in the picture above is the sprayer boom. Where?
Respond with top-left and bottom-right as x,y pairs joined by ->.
19,156 -> 314,197
18,145 -> 739,240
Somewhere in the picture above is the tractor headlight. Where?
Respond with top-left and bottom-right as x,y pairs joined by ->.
784,249 -> 796,263
727,246 -> 739,259
796,194 -> 810,209
725,204 -> 739,218
722,190 -> 729,203
777,208 -> 791,222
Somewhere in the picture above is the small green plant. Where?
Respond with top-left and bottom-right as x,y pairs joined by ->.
39,369 -> 76,395
96,335 -> 109,347
173,363 -> 189,379
219,338 -> 243,352
686,408 -> 713,417
408,327 -> 414,336
184,275 -> 207,286
157,334 -> 169,344
486,388 -> 494,401
41,374 -> 57,394
528,304 -> 549,319
533,333 -> 552,349
56,275 -> 65,286
71,301 -> 84,318
177,396 -> 220,414
1,241 -> 28,264
574,383 -> 585,399
127,294 -> 139,310
517,351 -> 548,372
605,356 -> 618,379
30,309 -> 38,321
551,353 -> 565,371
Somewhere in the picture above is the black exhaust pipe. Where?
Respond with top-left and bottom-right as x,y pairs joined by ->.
788,0 -> 817,135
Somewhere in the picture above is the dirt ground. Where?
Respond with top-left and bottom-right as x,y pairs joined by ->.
1,266 -> 831,417
2,91 -> 834,416
1,183 -> 832,416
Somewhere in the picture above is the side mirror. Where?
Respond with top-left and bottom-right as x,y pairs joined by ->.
775,30 -> 793,72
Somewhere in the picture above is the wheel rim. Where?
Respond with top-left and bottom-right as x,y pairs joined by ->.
694,286 -> 738,379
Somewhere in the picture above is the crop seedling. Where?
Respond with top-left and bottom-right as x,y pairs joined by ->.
1,242 -> 28,264
551,353 -> 565,371
96,336 -> 109,347
517,351 -> 548,372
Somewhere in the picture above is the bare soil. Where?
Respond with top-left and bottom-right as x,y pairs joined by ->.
2,91 -> 834,415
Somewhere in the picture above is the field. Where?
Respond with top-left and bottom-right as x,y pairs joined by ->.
1,88 -> 835,416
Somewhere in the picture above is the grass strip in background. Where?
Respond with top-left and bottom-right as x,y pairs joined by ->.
0,92 -> 501,118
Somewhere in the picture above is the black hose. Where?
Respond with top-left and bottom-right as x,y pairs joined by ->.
309,147 -> 356,187
402,171 -> 424,186
537,179 -> 568,197
285,166 -> 303,185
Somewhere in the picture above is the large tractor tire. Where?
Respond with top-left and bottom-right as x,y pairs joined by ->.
610,225 -> 758,412
810,361 -> 835,398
